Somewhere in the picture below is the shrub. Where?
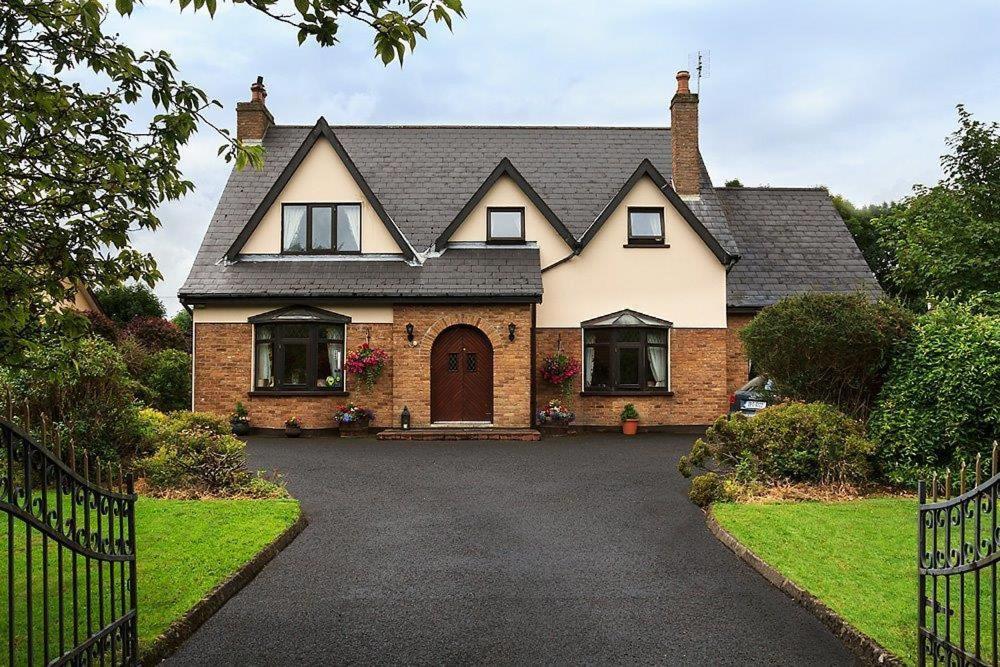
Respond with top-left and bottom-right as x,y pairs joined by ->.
679,402 -> 875,490
869,302 -> 1000,485
620,403 -> 639,421
137,410 -> 285,498
84,310 -> 120,343
689,473 -> 731,507
739,292 -> 913,417
122,316 -> 188,353
144,349 -> 191,412
94,283 -> 165,326
0,336 -> 144,461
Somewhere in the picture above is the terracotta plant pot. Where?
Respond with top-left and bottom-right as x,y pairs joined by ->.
621,419 -> 639,436
284,425 -> 302,438
338,420 -> 370,438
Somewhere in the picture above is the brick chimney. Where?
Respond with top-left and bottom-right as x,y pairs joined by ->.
670,70 -> 700,197
236,76 -> 273,142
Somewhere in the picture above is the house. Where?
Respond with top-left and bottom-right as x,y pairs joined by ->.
179,71 -> 878,432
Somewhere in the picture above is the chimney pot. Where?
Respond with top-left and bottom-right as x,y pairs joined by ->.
675,70 -> 691,95
237,75 -> 273,142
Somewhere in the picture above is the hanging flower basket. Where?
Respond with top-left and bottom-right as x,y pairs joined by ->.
345,343 -> 389,391
540,352 -> 581,398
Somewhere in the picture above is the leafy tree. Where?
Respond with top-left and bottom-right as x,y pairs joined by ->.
724,178 -> 743,187
869,299 -> 1000,485
739,292 -> 913,417
831,195 -> 899,298
171,309 -> 192,335
122,316 -> 188,352
1,0 -> 464,366
95,283 -> 166,326
875,106 -> 1000,304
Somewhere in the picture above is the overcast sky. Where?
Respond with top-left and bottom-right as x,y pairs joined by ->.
106,0 -> 1000,314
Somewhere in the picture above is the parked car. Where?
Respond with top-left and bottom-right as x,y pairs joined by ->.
729,376 -> 777,416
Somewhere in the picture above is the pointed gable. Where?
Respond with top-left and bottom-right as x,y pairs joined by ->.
434,158 -> 577,253
227,118 -> 415,260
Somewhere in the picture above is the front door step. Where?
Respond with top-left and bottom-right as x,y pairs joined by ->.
377,428 -> 540,442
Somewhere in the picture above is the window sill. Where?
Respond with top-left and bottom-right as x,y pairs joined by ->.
248,390 -> 349,398
623,243 -> 669,248
580,390 -> 674,397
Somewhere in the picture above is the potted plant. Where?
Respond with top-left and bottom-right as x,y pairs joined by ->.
536,399 -> 576,437
284,417 -> 302,438
620,403 -> 639,436
334,403 -> 375,437
230,401 -> 251,436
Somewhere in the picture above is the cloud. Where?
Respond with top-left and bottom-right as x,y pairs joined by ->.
99,0 -> 1000,314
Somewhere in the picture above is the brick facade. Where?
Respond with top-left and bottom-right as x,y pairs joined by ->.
193,306 -> 750,430
391,304 -> 533,427
193,321 -> 393,430
534,328 -> 728,427
726,313 -> 755,394
193,306 -> 532,430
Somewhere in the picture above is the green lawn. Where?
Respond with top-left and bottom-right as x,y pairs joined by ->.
2,497 -> 300,661
714,499 -> 918,664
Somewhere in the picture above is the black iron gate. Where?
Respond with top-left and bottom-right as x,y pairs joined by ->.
2,417 -> 138,666
919,450 -> 1000,666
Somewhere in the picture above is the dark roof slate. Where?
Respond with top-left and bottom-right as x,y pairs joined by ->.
180,123 -> 738,301
718,187 -> 881,309
179,248 -> 542,300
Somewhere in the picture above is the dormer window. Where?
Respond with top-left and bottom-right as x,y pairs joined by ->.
626,207 -> 666,246
282,203 -> 361,254
487,207 -> 525,243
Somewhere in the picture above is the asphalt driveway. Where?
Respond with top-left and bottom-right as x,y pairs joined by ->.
167,434 -> 852,665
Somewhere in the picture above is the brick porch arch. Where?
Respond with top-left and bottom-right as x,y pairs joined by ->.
392,304 -> 533,428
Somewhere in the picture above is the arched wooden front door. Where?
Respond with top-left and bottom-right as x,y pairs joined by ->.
430,325 -> 494,423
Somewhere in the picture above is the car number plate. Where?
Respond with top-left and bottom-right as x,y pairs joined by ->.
744,401 -> 767,410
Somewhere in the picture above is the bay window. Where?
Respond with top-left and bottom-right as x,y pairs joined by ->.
581,310 -> 671,394
249,306 -> 350,393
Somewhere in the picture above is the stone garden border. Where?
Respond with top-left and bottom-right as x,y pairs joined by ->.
706,509 -> 904,666
141,510 -> 309,665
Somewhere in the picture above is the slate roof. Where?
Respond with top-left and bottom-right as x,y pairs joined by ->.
180,121 -> 879,308
717,187 -> 881,309
179,248 -> 542,301
179,123 -> 741,303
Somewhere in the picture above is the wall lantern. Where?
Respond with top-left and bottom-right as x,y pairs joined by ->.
400,406 -> 411,430
508,322 -> 516,342
405,323 -> 415,343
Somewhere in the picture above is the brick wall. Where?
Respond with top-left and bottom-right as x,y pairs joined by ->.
534,327 -> 728,426
193,321 -> 393,429
726,313 -> 755,394
391,304 -> 533,427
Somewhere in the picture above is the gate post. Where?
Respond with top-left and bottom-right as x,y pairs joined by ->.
917,480 -> 926,666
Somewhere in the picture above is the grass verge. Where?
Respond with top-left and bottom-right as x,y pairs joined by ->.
2,497 -> 301,660
714,499 -> 916,664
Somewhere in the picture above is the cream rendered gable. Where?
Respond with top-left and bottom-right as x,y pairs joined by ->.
537,175 -> 727,329
447,175 -> 572,269
240,139 -> 403,255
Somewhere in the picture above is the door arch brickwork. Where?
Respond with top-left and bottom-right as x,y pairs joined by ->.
392,304 -> 533,428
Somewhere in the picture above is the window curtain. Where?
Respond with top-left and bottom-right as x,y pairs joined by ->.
326,342 -> 342,385
257,343 -> 273,387
337,205 -> 361,251
584,346 -> 594,386
647,346 -> 666,387
282,206 -> 307,252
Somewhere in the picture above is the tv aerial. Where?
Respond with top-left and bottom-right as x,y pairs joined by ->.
688,50 -> 711,94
